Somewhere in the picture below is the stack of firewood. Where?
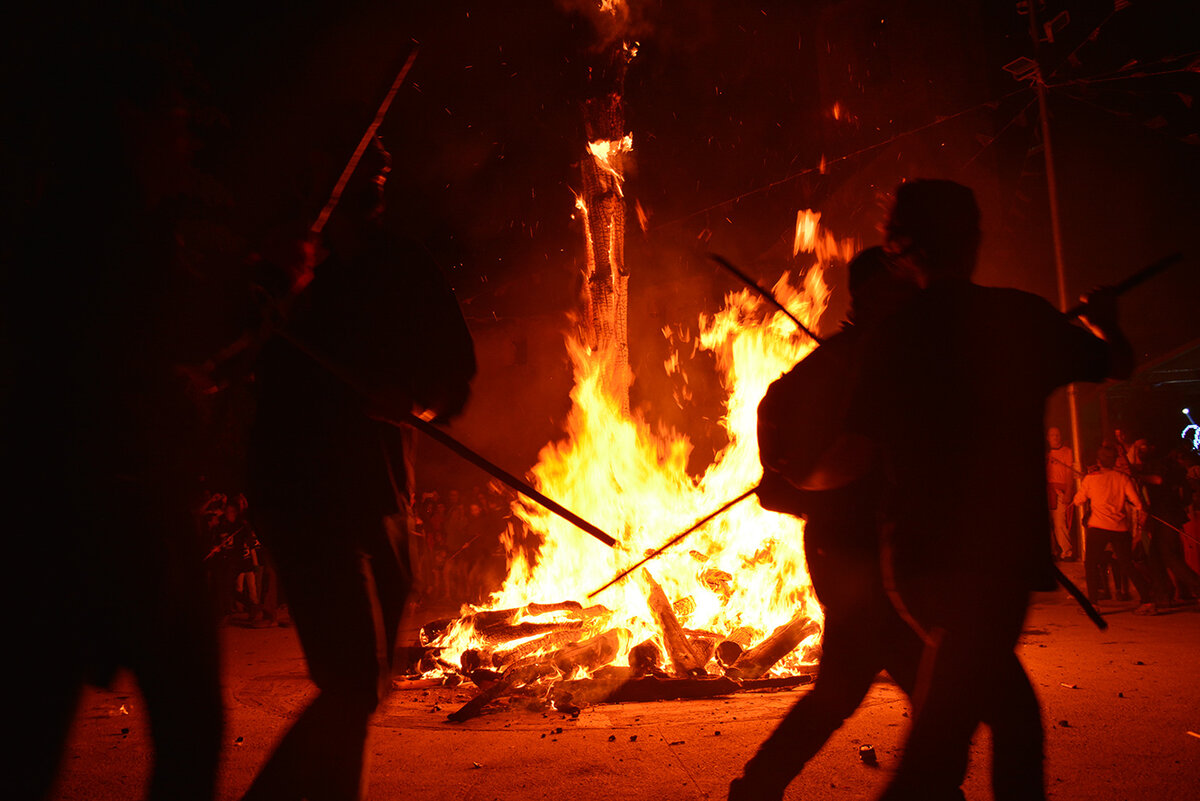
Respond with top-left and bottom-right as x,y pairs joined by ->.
410,573 -> 819,722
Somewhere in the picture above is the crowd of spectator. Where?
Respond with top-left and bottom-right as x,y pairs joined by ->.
192,480 -> 538,626
410,482 -> 537,608
1057,428 -> 1200,615
196,491 -> 285,627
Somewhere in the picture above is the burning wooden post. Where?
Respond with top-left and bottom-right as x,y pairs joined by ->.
578,35 -> 636,411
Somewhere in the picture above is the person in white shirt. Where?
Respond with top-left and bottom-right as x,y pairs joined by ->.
1075,445 -> 1155,614
1046,427 -> 1075,560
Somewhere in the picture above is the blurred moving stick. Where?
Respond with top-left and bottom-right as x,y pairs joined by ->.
1063,252 -> 1183,320
588,487 -> 757,598
272,327 -> 619,549
1054,565 -> 1107,631
310,47 -> 419,236
379,412 -> 619,549
707,253 -> 825,344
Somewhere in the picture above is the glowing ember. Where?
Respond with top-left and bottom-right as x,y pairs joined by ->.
430,211 -> 853,683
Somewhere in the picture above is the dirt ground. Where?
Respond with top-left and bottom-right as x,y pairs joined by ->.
46,562 -> 1200,800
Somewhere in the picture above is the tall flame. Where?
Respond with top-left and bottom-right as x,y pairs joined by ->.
427,211 -> 851,678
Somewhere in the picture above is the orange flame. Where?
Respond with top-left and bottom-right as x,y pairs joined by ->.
430,211 -> 852,678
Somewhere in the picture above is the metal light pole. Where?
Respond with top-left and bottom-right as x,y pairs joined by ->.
1023,0 -> 1085,555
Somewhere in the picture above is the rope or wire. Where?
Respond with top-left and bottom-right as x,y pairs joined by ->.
651,89 -> 1029,232
959,96 -> 1039,171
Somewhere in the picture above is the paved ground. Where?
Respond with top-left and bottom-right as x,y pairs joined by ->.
46,562 -> 1200,800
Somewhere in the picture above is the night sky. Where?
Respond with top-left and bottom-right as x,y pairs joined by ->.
6,0 -> 1198,479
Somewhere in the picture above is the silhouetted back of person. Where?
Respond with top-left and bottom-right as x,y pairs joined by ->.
243,144 -> 476,801
848,179 -> 1132,801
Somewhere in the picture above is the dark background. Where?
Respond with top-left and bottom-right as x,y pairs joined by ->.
7,0 -> 1198,487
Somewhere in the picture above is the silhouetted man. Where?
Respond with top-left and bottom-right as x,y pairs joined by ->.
733,247 -> 1040,801
8,10 -> 226,799
243,147 -> 476,801
847,179 -> 1132,800
732,248 -> 924,800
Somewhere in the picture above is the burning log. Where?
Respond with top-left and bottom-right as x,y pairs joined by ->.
549,629 -> 629,675
447,661 -> 556,723
478,619 -> 584,648
628,638 -> 664,676
559,675 -> 741,704
689,636 -> 717,668
419,618 -> 454,646
715,626 -> 754,669
491,629 -> 585,669
725,613 -> 820,681
700,568 -> 734,599
671,596 -> 696,624
643,570 -> 706,676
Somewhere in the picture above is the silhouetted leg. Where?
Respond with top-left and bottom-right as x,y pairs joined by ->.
134,599 -> 223,801
984,654 -> 1045,801
1151,524 -> 1200,600
1109,532 -> 1155,604
735,606 -> 888,798
1084,528 -> 1110,603
122,500 -> 224,801
15,623 -> 83,801
880,575 -> 1029,801
244,511 -> 403,801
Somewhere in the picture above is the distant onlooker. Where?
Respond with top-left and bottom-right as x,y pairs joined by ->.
210,501 -> 260,619
1130,440 -> 1200,606
1046,427 -> 1075,560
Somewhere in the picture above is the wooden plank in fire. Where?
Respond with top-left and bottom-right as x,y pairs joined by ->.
446,661 -> 556,723
445,629 -> 627,722
642,570 -> 706,676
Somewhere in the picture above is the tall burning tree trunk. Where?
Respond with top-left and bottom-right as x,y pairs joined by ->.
578,42 -> 635,412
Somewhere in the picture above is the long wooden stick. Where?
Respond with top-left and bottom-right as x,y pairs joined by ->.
1063,252 -> 1182,319
310,47 -> 419,236
708,253 -> 824,344
588,487 -> 757,598
377,411 -> 619,548
274,326 -> 619,549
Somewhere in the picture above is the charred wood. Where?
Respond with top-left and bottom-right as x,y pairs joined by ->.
643,570 -> 705,676
725,614 -> 819,681
738,674 -> 814,691
629,638 -> 663,676
689,636 -> 717,668
715,626 -> 754,668
478,619 -> 583,648
418,618 -> 454,646
491,629 -> 583,669
559,675 -> 740,704
549,629 -> 628,675
447,661 -> 555,723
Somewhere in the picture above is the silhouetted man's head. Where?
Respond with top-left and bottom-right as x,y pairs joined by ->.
1096,446 -> 1117,469
885,179 -> 981,285
846,246 -> 916,325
